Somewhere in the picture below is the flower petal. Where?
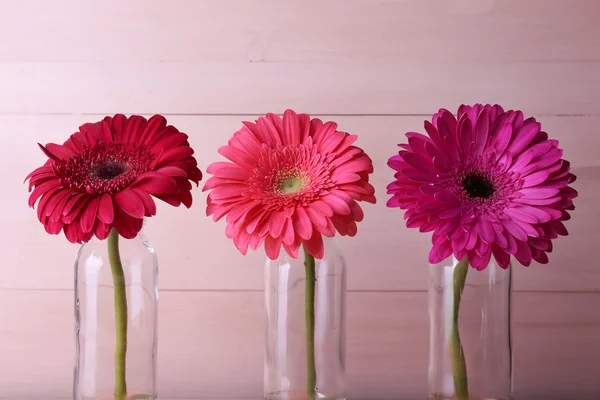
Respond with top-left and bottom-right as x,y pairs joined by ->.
114,189 -> 145,219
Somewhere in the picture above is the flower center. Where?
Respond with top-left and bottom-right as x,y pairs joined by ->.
89,161 -> 129,180
249,144 -> 335,211
56,142 -> 152,195
463,173 -> 495,199
280,176 -> 304,194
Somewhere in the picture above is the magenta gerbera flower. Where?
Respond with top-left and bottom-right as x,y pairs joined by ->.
203,109 -> 376,260
387,104 -> 577,270
25,114 -> 203,243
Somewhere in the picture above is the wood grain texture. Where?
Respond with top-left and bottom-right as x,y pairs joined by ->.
0,0 -> 598,63
3,115 -> 597,292
0,290 -> 598,400
0,1 -> 598,115
0,0 -> 597,397
0,61 -> 598,115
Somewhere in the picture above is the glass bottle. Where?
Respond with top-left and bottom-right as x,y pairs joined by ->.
74,225 -> 158,400
428,256 -> 513,400
264,238 -> 346,400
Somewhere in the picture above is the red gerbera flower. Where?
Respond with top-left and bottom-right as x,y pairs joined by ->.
25,114 -> 203,242
387,104 -> 577,270
203,109 -> 376,260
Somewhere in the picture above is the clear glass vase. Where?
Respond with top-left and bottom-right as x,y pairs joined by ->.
264,238 -> 346,400
428,256 -> 513,400
74,225 -> 158,400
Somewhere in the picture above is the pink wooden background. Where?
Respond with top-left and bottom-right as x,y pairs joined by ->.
0,1 -> 599,399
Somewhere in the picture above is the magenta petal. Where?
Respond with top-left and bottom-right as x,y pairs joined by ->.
522,170 -> 550,187
478,216 -> 495,243
492,122 -> 512,152
501,219 -> 528,242
513,240 -> 533,266
440,207 -> 461,219
504,207 -> 538,224
509,122 -> 541,156
519,188 -> 560,199
402,169 -> 438,183
473,109 -> 489,156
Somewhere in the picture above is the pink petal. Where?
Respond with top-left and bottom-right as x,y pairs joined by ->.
331,172 -> 361,185
281,218 -> 295,245
335,156 -> 374,174
257,116 -> 283,147
323,193 -> 351,215
282,109 -> 300,146
269,211 -> 286,238
264,236 -> 282,260
305,207 -> 328,228
303,232 -> 325,259
310,200 -> 334,217
293,207 -> 313,240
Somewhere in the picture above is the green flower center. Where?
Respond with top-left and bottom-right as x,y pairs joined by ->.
280,176 -> 304,194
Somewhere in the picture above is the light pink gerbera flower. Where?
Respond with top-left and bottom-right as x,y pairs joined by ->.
387,104 -> 577,270
204,109 -> 376,259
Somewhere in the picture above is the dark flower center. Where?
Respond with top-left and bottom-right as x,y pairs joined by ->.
463,173 -> 495,199
89,161 -> 129,180
57,142 -> 152,195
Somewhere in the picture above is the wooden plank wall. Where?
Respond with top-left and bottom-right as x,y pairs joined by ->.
0,1 -> 598,399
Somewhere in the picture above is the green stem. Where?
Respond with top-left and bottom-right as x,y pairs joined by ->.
107,229 -> 128,399
304,246 -> 316,400
450,257 -> 469,400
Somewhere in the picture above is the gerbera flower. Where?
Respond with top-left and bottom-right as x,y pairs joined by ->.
25,114 -> 203,242
387,104 -> 577,270
203,109 -> 376,260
